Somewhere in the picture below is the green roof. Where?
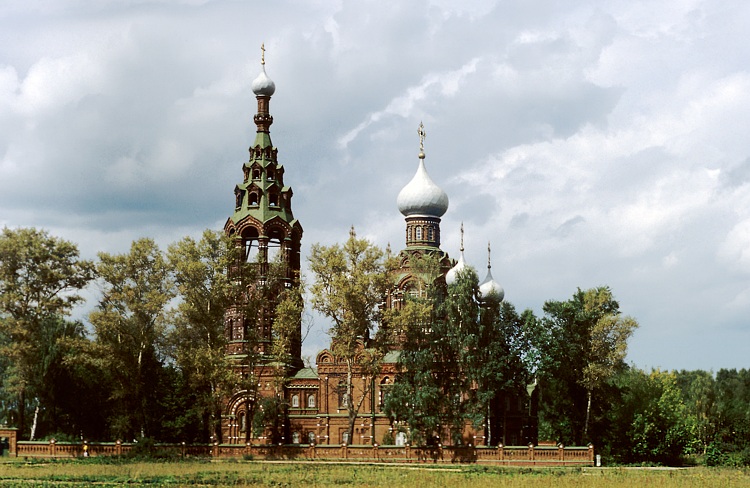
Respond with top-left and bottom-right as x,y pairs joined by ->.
383,350 -> 401,363
292,367 -> 319,379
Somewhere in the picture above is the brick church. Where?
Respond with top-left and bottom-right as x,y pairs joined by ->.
219,53 -> 537,447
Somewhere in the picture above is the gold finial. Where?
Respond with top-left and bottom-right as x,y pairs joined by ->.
418,121 -> 426,158
459,222 -> 464,252
261,43 -> 266,65
487,241 -> 492,269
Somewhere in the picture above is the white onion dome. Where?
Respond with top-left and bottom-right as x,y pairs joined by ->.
479,267 -> 505,302
251,65 -> 276,97
445,249 -> 467,285
397,156 -> 449,217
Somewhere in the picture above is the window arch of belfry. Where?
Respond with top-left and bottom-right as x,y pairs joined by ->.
240,226 -> 260,262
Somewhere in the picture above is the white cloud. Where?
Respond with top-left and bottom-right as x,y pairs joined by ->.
1,0 -> 750,371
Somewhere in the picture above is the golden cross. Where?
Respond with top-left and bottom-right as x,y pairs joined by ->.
418,121 -> 426,153
261,43 -> 266,65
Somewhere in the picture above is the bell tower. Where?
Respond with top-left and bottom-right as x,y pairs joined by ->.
223,47 -> 303,365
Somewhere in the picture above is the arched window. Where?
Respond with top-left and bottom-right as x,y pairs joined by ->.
307,394 -> 316,408
267,168 -> 274,181
308,431 -> 316,444
415,226 -> 422,240
338,383 -> 348,408
291,394 -> 299,408
269,193 -> 278,207
239,412 -> 246,432
427,227 -> 434,241
252,169 -> 260,180
292,432 -> 301,444
249,192 -> 259,206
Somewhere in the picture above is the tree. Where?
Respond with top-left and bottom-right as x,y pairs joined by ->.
616,369 -> 692,464
472,300 -> 538,445
538,286 -> 637,445
385,259 -> 539,446
167,230 -> 239,442
0,227 -> 94,438
309,227 -> 390,443
385,267 -> 478,445
88,238 -> 174,440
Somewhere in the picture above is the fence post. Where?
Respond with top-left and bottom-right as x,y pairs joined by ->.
558,443 -> 564,462
49,439 -> 56,457
588,443 -> 594,464
405,444 -> 411,463
212,441 -> 219,458
497,443 -> 504,462
342,443 -> 348,460
373,443 -> 379,461
116,440 -> 122,456
528,443 -> 534,462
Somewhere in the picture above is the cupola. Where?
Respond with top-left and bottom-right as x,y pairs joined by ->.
479,242 -> 504,302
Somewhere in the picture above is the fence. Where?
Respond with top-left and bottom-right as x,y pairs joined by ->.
10,438 -> 594,466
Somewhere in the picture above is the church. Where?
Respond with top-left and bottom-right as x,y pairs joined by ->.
219,53 -> 537,447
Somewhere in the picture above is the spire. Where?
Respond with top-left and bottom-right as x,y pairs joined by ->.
445,222 -> 467,285
460,222 -> 465,252
418,121 -> 426,159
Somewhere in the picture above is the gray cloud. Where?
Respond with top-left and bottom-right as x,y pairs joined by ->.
2,0 -> 750,370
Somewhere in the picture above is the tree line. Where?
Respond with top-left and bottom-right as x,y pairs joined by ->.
0,227 -> 748,466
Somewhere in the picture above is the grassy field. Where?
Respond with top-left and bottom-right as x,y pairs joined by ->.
0,459 -> 748,487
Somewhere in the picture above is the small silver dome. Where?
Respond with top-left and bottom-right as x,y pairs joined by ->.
445,249 -> 467,285
397,159 -> 449,218
479,242 -> 504,302
251,65 -> 276,97
479,267 -> 504,302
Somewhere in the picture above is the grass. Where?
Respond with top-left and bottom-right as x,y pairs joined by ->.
0,458 -> 748,487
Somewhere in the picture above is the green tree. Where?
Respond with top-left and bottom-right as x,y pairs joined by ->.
616,369 -> 691,464
675,369 -> 717,455
472,299 -> 538,445
537,286 -> 637,445
711,368 -> 750,465
167,230 -> 240,442
0,227 -> 94,438
385,267 -> 481,445
88,238 -> 174,440
309,227 -> 390,444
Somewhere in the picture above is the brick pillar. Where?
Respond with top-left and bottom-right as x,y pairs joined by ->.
528,443 -> 535,462
497,443 -> 504,461
49,439 -> 56,457
588,443 -> 595,464
116,440 -> 122,456
558,443 -> 564,461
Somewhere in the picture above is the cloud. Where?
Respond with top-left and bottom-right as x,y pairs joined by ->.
2,0 -> 750,371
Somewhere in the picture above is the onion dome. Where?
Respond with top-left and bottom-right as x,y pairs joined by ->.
479,242 -> 504,302
397,122 -> 449,218
445,223 -> 467,285
251,44 -> 276,96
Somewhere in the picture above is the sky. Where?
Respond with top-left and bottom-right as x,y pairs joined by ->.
1,0 -> 749,372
